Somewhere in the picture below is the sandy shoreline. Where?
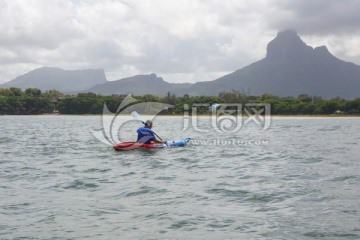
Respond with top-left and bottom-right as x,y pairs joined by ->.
1,114 -> 359,118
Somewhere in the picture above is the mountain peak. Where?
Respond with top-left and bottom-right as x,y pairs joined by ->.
314,45 -> 330,55
266,30 -> 313,59
277,29 -> 299,39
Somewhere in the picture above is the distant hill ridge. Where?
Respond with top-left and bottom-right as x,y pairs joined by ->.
1,67 -> 107,92
2,30 -> 360,98
86,73 -> 192,96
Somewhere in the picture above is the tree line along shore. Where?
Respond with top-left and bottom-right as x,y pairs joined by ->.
0,87 -> 359,115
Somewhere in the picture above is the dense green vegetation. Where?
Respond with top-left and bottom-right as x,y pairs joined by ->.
0,88 -> 359,115
0,88 -> 54,114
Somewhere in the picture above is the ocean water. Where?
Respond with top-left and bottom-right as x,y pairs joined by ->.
0,115 -> 359,239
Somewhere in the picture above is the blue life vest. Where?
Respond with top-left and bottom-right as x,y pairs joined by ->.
137,126 -> 156,144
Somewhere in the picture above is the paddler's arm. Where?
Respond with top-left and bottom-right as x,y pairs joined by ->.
148,129 -> 165,144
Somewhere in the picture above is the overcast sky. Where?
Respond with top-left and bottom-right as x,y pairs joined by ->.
1,0 -> 360,84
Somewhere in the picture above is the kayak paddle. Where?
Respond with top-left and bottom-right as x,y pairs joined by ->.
131,111 -> 167,144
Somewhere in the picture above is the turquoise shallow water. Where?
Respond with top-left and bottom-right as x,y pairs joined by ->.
0,115 -> 359,239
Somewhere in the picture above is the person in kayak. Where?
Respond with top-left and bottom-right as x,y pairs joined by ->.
137,120 -> 165,144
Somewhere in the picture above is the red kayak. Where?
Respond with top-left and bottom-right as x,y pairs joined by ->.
113,142 -> 166,151
113,138 -> 191,151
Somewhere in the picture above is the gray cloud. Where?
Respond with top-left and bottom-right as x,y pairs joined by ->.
266,0 -> 360,35
0,0 -> 359,84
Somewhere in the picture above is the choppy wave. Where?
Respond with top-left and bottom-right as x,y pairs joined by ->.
0,115 -> 359,239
